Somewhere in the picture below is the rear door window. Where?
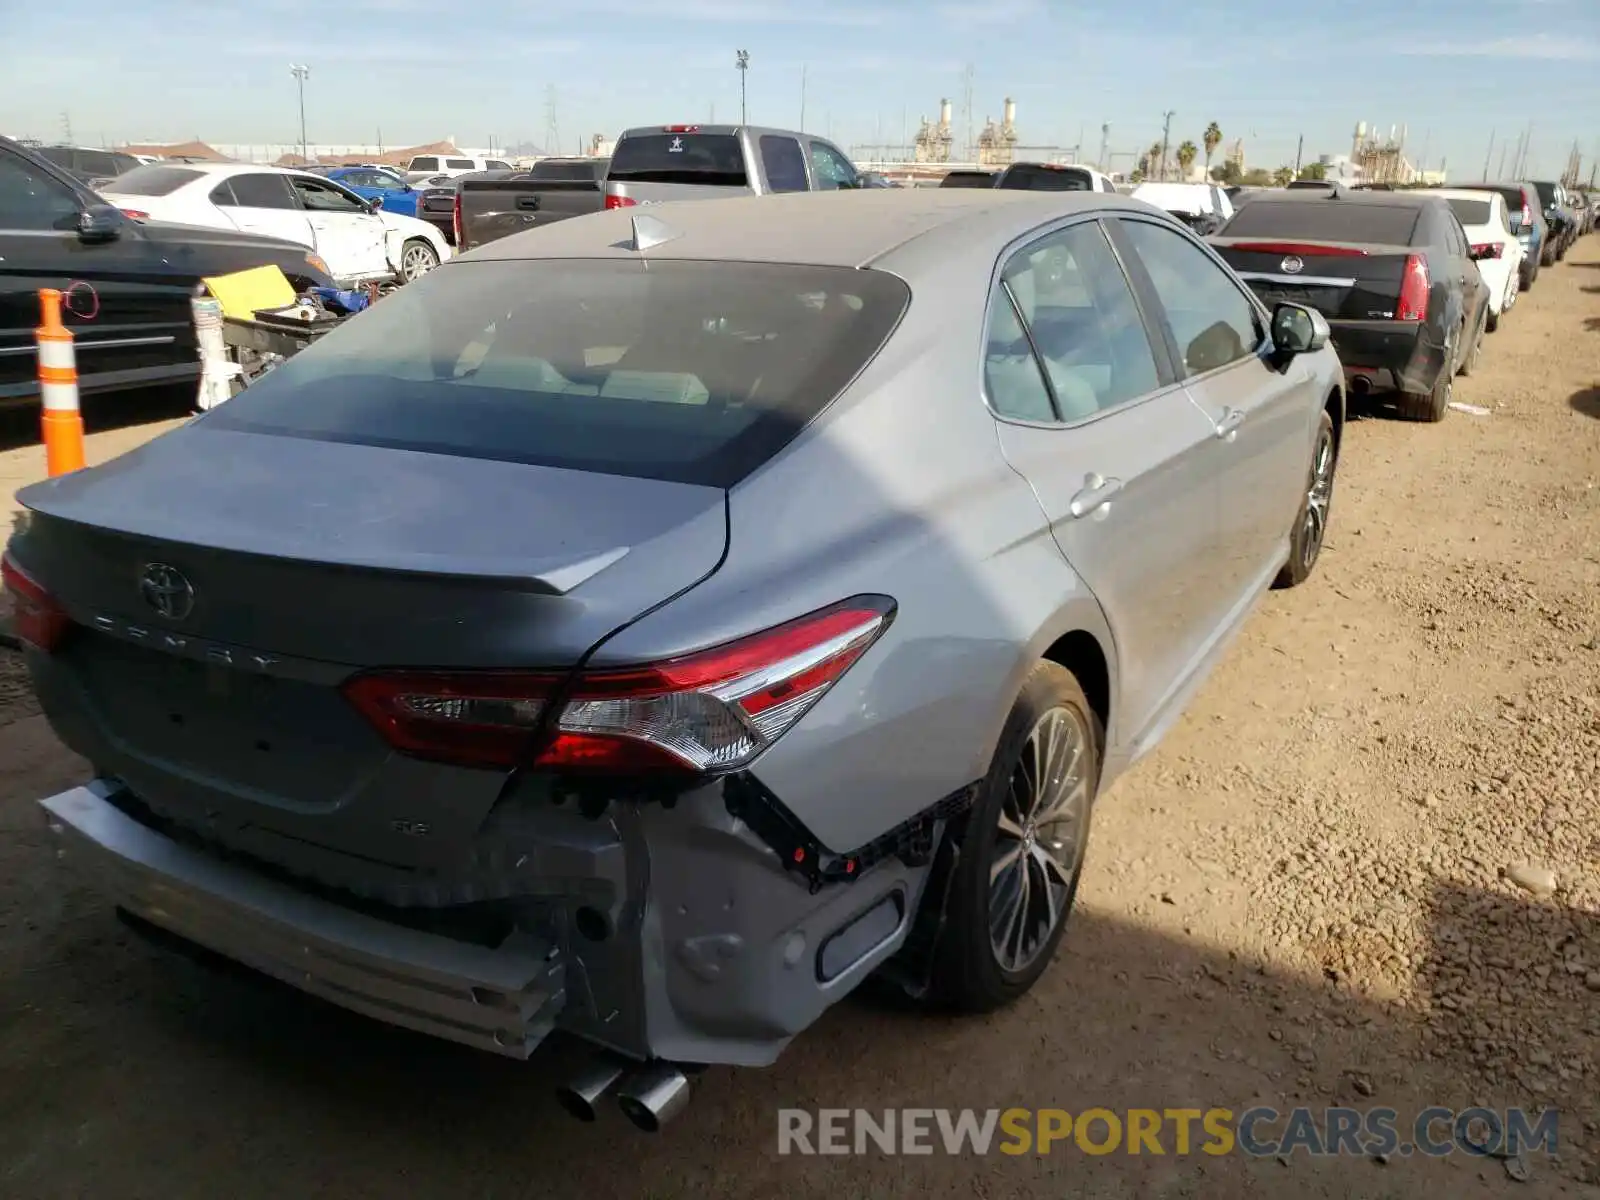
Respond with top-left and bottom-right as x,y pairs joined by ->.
759,135 -> 809,193
204,260 -> 911,488
607,133 -> 748,186
486,160 -> 510,170
104,165 -> 204,196
1221,201 -> 1420,244
227,173 -> 300,209
447,158 -> 475,170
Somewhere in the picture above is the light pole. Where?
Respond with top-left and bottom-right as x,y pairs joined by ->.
1159,109 -> 1175,181
736,50 -> 749,126
290,64 -> 310,165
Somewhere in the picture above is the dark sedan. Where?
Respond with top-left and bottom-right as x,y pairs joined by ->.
1211,190 -> 1492,422
1,135 -> 335,407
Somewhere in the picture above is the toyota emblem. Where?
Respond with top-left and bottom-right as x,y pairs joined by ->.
1281,255 -> 1305,274
139,563 -> 195,621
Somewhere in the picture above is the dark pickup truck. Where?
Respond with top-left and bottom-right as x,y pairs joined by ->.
455,158 -> 609,252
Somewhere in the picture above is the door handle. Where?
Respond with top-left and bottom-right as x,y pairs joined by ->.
516,196 -> 541,211
1214,406 -> 1247,439
1068,472 -> 1123,519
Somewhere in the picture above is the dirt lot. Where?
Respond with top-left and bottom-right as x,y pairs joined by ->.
1,253 -> 1598,1199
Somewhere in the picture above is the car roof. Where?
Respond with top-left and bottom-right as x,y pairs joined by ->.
1429,188 -> 1504,203
465,189 -> 1153,271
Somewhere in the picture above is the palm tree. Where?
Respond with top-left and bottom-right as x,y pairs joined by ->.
1203,121 -> 1223,175
1176,140 -> 1198,180
1148,141 -> 1164,180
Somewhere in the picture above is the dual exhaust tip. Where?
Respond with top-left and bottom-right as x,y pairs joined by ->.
556,1058 -> 692,1133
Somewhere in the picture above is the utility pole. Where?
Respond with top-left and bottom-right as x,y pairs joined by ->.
736,50 -> 749,125
289,65 -> 310,164
1294,133 -> 1304,176
1098,122 -> 1110,172
961,64 -> 975,163
1159,110 -> 1175,181
1482,129 -> 1494,179
1497,139 -> 1509,178
799,64 -> 806,131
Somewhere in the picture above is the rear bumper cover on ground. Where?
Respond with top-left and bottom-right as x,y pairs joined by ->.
41,780 -> 568,1058
1328,319 -> 1444,395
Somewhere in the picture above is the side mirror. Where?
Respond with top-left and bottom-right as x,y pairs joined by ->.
77,204 -> 122,243
366,196 -> 384,212
1271,302 -> 1328,357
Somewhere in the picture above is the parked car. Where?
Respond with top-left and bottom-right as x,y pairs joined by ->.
1211,190 -> 1492,422
994,162 -> 1118,193
98,163 -> 451,285
939,169 -> 997,189
456,158 -> 609,252
0,135 -> 334,407
1451,181 -> 1546,289
402,153 -> 511,184
1130,181 -> 1234,236
604,124 -> 861,208
412,169 -> 518,246
31,144 -> 142,190
11,189 -> 1342,1126
320,166 -> 424,218
1434,188 -> 1525,331
1530,180 -> 1578,262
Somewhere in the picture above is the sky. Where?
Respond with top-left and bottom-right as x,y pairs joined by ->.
4,0 -> 1599,178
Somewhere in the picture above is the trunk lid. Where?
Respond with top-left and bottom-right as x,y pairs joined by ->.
1210,238 -> 1412,320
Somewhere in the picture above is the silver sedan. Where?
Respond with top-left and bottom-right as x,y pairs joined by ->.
9,187 -> 1343,1130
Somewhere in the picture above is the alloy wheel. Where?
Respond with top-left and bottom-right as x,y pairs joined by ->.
402,244 -> 438,282
1301,425 -> 1335,571
988,705 -> 1090,973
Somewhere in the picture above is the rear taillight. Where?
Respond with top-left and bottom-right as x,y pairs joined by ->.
452,191 -> 463,248
604,194 -> 637,210
0,552 -> 72,653
1520,204 -> 1532,230
118,208 -> 149,220
1396,253 -> 1430,322
1227,241 -> 1369,257
343,597 -> 895,773
663,125 -> 701,133
1470,242 -> 1504,259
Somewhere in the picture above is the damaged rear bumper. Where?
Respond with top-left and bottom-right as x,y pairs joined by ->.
41,780 -> 566,1059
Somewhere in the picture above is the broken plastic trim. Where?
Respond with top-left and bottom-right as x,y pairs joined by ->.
722,772 -> 979,894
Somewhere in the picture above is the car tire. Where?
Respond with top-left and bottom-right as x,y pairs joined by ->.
1486,305 -> 1499,333
1398,366 -> 1451,423
1272,409 -> 1336,589
399,238 -> 440,282
927,661 -> 1101,1014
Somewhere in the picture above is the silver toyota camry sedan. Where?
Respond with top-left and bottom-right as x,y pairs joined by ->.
7,188 -> 1343,1131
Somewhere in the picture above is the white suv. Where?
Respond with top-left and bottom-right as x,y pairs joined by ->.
403,154 -> 510,184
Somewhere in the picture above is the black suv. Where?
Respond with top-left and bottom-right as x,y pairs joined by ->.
0,136 -> 334,407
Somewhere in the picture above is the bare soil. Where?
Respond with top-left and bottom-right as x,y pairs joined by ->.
1,250 -> 1598,1199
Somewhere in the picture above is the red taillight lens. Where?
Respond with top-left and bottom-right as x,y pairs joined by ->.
604,194 -> 637,210
1227,241 -> 1369,258
1470,242 -> 1503,259
1396,253 -> 1430,322
118,208 -> 149,220
1520,205 -> 1532,229
343,597 -> 895,773
0,552 -> 72,653
452,191 -> 463,248
663,125 -> 701,133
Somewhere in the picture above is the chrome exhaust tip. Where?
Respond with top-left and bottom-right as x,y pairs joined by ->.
554,1058 -> 627,1123
615,1062 -> 692,1132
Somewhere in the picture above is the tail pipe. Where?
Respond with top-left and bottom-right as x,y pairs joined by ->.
615,1062 -> 694,1132
554,1057 -> 627,1123
1348,374 -> 1372,397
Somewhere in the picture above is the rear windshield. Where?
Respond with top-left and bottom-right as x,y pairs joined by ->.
607,133 -> 748,186
998,165 -> 1095,192
940,171 -> 996,189
1457,184 -> 1525,211
203,260 -> 910,488
531,160 -> 599,182
1221,201 -> 1420,245
103,165 -> 203,195
1446,198 -> 1493,226
1533,181 -> 1558,204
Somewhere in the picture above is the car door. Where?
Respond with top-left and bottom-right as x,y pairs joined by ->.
287,174 -> 389,280
359,170 -> 418,217
0,145 -> 192,399
807,139 -> 860,191
1111,214 -> 1314,612
1440,213 -> 1482,344
983,215 -> 1225,748
211,172 -> 315,249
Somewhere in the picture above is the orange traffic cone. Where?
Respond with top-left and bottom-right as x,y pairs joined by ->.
36,288 -> 86,477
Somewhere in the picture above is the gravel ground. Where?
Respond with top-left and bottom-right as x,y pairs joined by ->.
0,247 -> 1598,1199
